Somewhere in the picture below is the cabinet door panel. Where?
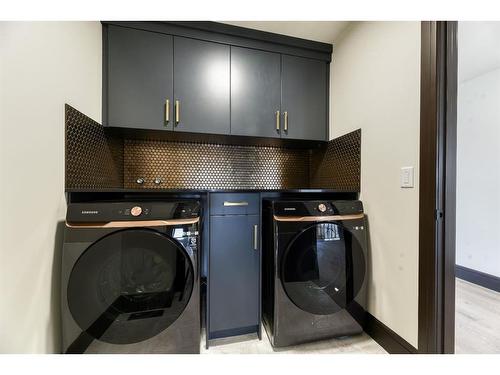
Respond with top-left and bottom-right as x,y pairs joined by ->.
281,55 -> 327,141
209,214 -> 259,335
174,37 -> 230,135
231,47 -> 281,138
107,26 -> 173,130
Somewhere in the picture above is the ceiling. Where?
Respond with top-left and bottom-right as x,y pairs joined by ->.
221,21 -> 351,44
459,22 -> 500,82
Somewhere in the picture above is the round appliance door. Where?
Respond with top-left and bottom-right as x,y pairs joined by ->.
280,222 -> 365,315
67,228 -> 194,345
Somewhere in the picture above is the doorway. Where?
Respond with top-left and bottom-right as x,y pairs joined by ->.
418,21 -> 500,354
454,21 -> 500,354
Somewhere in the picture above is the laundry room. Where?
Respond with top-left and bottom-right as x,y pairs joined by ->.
1,1 -> 499,374
1,19 -> 421,355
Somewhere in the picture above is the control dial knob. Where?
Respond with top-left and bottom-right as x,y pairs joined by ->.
318,203 -> 327,213
130,206 -> 142,217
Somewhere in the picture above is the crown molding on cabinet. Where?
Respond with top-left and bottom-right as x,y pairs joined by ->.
101,21 -> 333,62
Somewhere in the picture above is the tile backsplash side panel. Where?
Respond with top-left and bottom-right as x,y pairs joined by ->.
65,104 -> 123,189
310,129 -> 361,191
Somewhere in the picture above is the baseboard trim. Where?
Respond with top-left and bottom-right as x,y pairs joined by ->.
456,265 -> 500,292
365,313 -> 418,354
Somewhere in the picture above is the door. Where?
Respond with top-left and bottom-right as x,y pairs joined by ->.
67,228 -> 194,345
281,55 -> 327,141
280,222 -> 365,315
209,214 -> 259,335
173,36 -> 230,135
107,26 -> 173,130
230,46 -> 281,138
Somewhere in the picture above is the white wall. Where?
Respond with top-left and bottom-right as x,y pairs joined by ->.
456,68 -> 500,277
330,22 -> 421,347
0,22 -> 101,353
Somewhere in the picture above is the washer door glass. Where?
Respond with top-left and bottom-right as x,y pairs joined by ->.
281,222 -> 365,315
67,228 -> 194,345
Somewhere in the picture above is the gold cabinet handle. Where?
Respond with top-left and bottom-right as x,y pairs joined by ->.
175,100 -> 180,125
276,110 -> 280,131
253,224 -> 258,250
165,99 -> 170,123
284,111 -> 288,132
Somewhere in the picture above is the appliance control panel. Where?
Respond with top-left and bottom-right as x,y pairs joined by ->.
67,201 -> 200,223
273,200 -> 363,216
114,204 -> 152,218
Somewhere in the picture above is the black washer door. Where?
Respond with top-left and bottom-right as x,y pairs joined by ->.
281,222 -> 365,315
67,228 -> 194,345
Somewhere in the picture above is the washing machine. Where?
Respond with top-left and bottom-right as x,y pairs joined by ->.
262,199 -> 368,347
61,200 -> 201,353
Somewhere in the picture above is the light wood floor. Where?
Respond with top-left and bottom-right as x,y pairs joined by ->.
199,279 -> 500,354
200,329 -> 386,354
455,278 -> 500,354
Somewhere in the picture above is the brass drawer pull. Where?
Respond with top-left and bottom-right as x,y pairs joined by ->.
175,100 -> 180,125
253,224 -> 258,250
165,99 -> 170,123
276,110 -> 280,131
223,201 -> 249,207
284,111 -> 288,132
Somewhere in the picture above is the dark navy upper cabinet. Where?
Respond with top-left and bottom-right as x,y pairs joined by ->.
281,55 -> 328,141
207,193 -> 260,345
106,25 -> 173,130
173,37 -> 230,135
230,46 -> 281,138
103,22 -> 330,142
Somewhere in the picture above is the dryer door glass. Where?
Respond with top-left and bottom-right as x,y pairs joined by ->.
67,228 -> 194,345
281,222 -> 365,315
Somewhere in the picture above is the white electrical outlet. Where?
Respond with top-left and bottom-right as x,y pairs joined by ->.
401,166 -> 414,188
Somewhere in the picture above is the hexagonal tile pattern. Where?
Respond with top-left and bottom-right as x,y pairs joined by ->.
65,104 -> 123,190
310,129 -> 361,192
124,139 -> 311,190
65,105 -> 360,192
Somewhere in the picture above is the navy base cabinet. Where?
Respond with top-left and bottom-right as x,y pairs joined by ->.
207,193 -> 261,347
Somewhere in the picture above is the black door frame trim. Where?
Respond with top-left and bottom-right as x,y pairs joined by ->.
418,21 -> 458,354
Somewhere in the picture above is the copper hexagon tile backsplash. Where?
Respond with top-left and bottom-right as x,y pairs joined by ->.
123,139 -> 310,190
310,129 -> 361,192
65,104 -> 123,190
65,105 -> 361,192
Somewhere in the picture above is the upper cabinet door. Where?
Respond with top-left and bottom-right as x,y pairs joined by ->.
107,26 -> 173,130
173,37 -> 230,135
281,55 -> 328,141
230,47 -> 281,138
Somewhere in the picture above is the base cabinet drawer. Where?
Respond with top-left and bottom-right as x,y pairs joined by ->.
208,211 -> 260,342
209,193 -> 260,216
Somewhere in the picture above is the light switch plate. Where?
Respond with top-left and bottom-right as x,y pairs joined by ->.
401,166 -> 414,188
